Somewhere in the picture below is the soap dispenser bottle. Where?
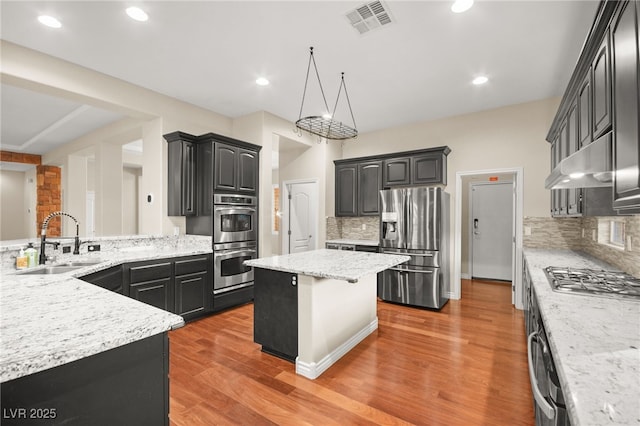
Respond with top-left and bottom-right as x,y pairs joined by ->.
16,248 -> 28,270
25,243 -> 38,268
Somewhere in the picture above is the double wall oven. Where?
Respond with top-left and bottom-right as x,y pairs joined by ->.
213,194 -> 257,299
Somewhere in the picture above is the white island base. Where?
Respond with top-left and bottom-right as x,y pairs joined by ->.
247,249 -> 410,380
295,272 -> 378,380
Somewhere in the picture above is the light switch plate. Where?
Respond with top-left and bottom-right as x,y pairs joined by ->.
524,226 -> 531,236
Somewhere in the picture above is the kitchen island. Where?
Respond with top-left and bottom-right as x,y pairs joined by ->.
0,235 -> 211,425
524,249 -> 640,426
245,249 -> 409,380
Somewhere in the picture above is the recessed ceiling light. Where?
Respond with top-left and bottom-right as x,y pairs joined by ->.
472,76 -> 489,85
255,77 -> 270,86
451,0 -> 474,13
38,15 -> 62,28
126,6 -> 148,22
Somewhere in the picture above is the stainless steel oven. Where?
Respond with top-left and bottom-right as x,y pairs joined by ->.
213,194 -> 257,244
213,241 -> 257,294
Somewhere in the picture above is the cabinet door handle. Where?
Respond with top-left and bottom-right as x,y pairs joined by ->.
527,331 -> 556,420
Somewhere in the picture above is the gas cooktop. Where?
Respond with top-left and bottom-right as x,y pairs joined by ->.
545,266 -> 640,300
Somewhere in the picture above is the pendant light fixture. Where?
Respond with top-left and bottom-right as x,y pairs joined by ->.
295,47 -> 358,141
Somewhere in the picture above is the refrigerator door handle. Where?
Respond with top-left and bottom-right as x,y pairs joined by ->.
380,250 -> 433,257
390,267 -> 434,274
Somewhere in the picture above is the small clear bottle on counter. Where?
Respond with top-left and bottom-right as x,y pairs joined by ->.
25,243 -> 38,268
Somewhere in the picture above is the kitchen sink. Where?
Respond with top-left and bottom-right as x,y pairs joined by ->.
19,265 -> 85,275
57,260 -> 103,267
17,260 -> 103,275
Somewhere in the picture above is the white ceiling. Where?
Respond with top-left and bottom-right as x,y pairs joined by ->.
0,1 -> 599,157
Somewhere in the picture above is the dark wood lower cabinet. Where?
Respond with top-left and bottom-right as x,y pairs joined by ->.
130,277 -> 174,312
253,268 -> 298,362
81,254 -> 213,323
78,265 -> 123,294
0,333 -> 169,426
175,272 -> 208,319
127,261 -> 174,312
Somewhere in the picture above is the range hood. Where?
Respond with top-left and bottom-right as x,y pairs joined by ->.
545,133 -> 613,189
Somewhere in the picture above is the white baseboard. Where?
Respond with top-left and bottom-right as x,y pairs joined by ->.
295,318 -> 378,380
461,273 -> 471,280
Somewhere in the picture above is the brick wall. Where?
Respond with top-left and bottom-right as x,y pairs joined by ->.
36,165 -> 62,237
1,150 -> 63,237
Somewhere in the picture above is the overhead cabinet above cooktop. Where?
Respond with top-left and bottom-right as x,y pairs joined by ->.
546,0 -> 640,215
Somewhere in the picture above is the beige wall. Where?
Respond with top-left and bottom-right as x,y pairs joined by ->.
341,97 -> 558,218
123,167 -> 141,235
231,111 -> 326,256
2,40 -> 233,237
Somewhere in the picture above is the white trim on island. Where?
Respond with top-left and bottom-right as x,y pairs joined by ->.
296,317 -> 378,380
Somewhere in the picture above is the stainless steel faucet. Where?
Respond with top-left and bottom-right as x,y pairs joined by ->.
39,211 -> 80,265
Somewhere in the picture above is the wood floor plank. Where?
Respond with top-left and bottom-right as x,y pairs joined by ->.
169,279 -> 534,425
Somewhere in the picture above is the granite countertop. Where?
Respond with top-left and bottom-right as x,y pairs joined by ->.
0,235 -> 213,383
325,239 -> 379,247
523,248 -> 640,426
245,248 -> 409,282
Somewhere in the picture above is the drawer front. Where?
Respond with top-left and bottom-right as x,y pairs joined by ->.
128,262 -> 172,283
175,256 -> 209,276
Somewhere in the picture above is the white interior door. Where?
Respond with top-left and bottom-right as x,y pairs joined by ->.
287,181 -> 318,254
471,182 -> 513,281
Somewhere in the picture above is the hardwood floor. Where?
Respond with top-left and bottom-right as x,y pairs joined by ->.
169,279 -> 534,425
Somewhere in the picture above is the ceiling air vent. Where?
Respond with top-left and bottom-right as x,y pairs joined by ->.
345,1 -> 393,35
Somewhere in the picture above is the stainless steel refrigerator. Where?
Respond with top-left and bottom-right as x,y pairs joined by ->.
379,187 -> 450,310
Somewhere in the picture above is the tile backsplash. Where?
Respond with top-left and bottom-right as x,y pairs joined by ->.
524,215 -> 640,277
329,215 -> 639,277
326,217 -> 379,241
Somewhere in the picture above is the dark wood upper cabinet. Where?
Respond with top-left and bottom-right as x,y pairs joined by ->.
237,148 -> 258,193
611,0 -> 640,211
578,73 -> 592,148
197,141 -> 213,216
545,1 -> 639,215
412,153 -> 447,186
557,120 -> 568,215
214,143 -> 238,192
165,132 -> 197,216
358,161 -> 383,216
166,131 -> 260,217
383,157 -> 411,187
335,146 -> 450,217
592,31 -> 612,139
335,163 -> 358,216
213,142 -> 259,194
566,100 -> 581,215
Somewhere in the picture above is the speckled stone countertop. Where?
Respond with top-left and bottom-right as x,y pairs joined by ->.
0,235 -> 213,383
245,249 -> 409,282
325,239 -> 379,247
523,248 -> 640,426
